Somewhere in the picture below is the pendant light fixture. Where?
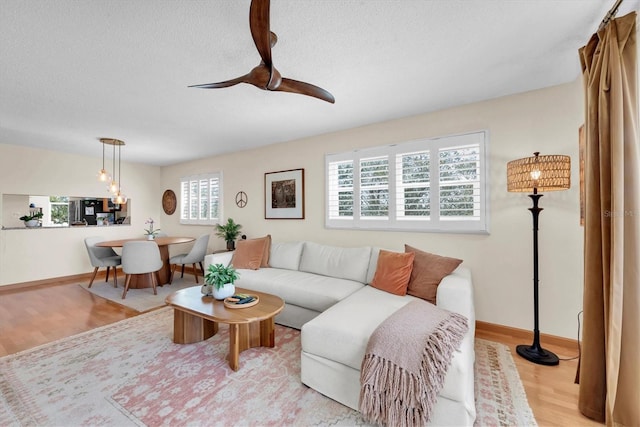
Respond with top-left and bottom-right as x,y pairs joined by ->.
108,141 -> 119,194
98,138 -> 126,204
112,141 -> 127,205
97,140 -> 110,182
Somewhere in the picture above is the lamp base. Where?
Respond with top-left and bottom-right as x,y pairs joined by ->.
516,344 -> 559,366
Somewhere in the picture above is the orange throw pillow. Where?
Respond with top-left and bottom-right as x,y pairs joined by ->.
256,234 -> 271,267
231,239 -> 267,270
405,244 -> 462,304
370,250 -> 415,296
253,234 -> 271,267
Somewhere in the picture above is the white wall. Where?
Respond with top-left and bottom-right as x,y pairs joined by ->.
0,79 -> 585,338
0,143 -> 163,284
160,80 -> 585,339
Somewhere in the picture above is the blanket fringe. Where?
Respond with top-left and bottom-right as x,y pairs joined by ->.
359,312 -> 468,427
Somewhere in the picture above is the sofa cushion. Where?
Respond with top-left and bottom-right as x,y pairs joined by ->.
302,286 -> 419,370
365,247 -> 381,284
235,268 -> 363,312
269,241 -> 304,270
231,239 -> 267,270
204,251 -> 234,269
299,242 -> 371,283
302,285 -> 472,402
405,244 -> 463,304
370,250 -> 414,295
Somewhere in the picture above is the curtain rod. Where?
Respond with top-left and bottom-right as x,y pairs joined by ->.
598,0 -> 624,31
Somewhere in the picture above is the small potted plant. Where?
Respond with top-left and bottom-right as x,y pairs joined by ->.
144,217 -> 160,240
204,263 -> 240,300
19,211 -> 44,228
214,218 -> 242,251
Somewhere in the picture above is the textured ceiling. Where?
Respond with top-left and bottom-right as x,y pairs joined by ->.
0,0 -> 637,166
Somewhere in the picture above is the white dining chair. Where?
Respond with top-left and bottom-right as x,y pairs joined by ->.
121,241 -> 163,299
169,234 -> 210,284
84,236 -> 121,288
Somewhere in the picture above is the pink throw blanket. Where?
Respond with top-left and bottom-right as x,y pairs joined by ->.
359,300 -> 468,426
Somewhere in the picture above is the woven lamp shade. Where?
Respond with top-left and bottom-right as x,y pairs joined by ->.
507,152 -> 571,193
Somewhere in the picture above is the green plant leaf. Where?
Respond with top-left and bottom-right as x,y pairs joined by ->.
214,218 -> 242,242
204,263 -> 240,289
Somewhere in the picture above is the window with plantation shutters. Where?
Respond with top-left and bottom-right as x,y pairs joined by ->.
439,145 -> 481,220
360,156 -> 389,218
325,131 -> 489,233
396,150 -> 430,219
179,172 -> 223,225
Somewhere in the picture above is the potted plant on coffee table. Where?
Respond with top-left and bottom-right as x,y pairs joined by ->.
203,263 -> 240,300
214,218 -> 242,251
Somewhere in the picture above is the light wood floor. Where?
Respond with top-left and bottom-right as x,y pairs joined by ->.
475,328 -> 600,426
0,278 -> 601,427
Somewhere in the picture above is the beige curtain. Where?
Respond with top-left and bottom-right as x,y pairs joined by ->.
577,11 -> 639,427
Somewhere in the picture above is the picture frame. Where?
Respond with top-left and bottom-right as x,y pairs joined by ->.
264,168 -> 305,219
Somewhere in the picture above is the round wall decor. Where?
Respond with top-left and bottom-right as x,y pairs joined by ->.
235,191 -> 248,208
162,189 -> 177,215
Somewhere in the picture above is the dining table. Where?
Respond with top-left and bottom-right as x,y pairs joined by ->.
95,236 -> 195,288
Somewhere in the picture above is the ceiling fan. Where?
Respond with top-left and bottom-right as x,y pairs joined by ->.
189,0 -> 335,104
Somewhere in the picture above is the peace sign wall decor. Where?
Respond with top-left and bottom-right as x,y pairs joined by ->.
235,191 -> 248,208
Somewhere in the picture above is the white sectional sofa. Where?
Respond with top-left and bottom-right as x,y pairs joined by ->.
204,240 -> 476,426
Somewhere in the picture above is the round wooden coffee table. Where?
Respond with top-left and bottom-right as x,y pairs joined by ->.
165,286 -> 285,371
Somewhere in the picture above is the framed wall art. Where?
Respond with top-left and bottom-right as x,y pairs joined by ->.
264,168 -> 305,219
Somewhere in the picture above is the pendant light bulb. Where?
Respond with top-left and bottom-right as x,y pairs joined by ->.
109,180 -> 119,194
115,192 -> 127,205
98,169 -> 109,182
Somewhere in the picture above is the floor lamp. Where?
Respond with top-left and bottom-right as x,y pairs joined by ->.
507,152 -> 571,366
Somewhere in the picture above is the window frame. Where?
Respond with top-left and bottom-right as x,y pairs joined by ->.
48,196 -> 69,227
179,172 -> 223,225
325,131 -> 489,234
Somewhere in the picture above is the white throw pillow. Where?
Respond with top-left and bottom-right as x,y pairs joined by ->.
299,241 -> 372,283
269,241 -> 304,270
365,247 -> 382,284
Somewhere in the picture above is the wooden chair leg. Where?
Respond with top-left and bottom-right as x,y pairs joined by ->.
113,266 -> 118,288
105,266 -> 110,283
122,274 -> 131,299
192,263 -> 199,283
151,272 -> 158,295
199,261 -> 204,276
88,267 -> 99,288
170,264 -> 176,284
181,264 -> 185,278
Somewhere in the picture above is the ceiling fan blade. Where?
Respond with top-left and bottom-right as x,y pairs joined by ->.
188,74 -> 251,89
276,78 -> 336,104
192,0 -> 334,104
249,0 -> 272,66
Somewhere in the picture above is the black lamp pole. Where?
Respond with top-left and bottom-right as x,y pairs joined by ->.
515,191 -> 559,366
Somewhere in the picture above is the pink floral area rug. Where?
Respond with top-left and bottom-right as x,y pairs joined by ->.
0,307 -> 536,426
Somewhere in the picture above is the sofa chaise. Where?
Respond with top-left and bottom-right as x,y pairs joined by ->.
204,240 -> 476,426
